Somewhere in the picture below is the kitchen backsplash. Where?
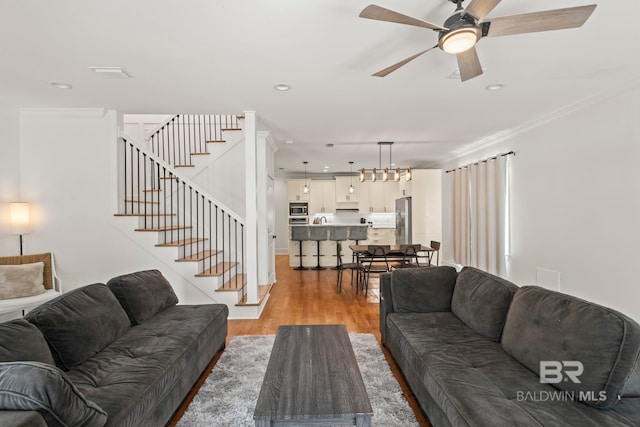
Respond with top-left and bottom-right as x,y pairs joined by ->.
310,212 -> 395,228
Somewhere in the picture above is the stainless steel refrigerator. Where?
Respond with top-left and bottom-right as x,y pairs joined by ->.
395,197 -> 412,244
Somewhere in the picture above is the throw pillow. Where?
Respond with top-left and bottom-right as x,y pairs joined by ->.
0,361 -> 107,427
107,270 -> 179,325
25,283 -> 131,371
0,262 -> 45,299
0,319 -> 54,365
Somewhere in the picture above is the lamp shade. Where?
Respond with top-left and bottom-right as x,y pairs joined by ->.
9,202 -> 31,235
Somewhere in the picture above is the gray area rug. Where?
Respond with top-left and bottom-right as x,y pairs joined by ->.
178,333 -> 419,426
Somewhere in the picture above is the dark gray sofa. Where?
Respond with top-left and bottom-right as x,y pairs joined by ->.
380,266 -> 640,426
0,269 -> 228,427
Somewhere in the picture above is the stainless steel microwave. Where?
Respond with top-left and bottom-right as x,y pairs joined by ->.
289,203 -> 308,216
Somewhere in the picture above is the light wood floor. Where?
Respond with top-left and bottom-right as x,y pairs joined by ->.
169,254 -> 430,426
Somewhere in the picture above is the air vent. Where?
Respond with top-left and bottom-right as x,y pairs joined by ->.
88,67 -> 131,78
326,143 -> 334,148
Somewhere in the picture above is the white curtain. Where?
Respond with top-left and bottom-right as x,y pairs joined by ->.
451,155 -> 509,276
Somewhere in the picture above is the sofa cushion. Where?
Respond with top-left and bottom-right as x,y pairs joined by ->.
25,283 -> 131,371
0,361 -> 107,427
0,319 -> 54,365
450,267 -> 518,342
68,304 -> 228,426
107,270 -> 179,325
386,312 -> 640,426
501,286 -> 640,409
0,262 -> 46,299
391,266 -> 458,313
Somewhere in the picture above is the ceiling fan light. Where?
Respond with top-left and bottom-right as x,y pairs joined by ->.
440,28 -> 479,54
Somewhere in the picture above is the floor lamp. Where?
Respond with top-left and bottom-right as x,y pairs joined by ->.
10,202 -> 31,256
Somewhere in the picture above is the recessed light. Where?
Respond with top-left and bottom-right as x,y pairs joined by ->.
486,84 -> 504,91
88,66 -> 131,78
285,140 -> 294,144
50,82 -> 72,89
273,83 -> 291,91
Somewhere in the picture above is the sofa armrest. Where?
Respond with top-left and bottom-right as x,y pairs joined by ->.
386,266 -> 458,313
380,273 -> 394,346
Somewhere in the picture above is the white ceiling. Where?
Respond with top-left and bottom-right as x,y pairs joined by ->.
2,0 -> 639,176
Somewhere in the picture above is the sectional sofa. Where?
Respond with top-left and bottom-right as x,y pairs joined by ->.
380,266 -> 640,426
0,269 -> 228,427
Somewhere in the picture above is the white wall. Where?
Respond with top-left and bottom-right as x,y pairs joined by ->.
17,108 -> 210,302
274,177 -> 289,254
441,83 -> 640,321
0,105 -> 22,256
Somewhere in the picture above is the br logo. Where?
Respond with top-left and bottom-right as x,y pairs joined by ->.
540,361 -> 583,384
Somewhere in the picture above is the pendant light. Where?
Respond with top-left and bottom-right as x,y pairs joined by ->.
359,142 -> 412,182
348,161 -> 355,194
302,161 -> 309,194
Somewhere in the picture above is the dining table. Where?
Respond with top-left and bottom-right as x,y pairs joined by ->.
348,244 -> 436,265
347,244 -> 437,294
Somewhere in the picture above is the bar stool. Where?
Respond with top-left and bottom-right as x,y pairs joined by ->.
309,226 -> 328,270
348,225 -> 369,262
329,226 -> 349,270
290,226 -> 309,270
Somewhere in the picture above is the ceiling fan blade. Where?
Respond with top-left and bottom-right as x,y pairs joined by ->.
486,4 -> 597,37
456,47 -> 483,82
372,47 -> 436,77
463,0 -> 502,21
359,5 -> 447,31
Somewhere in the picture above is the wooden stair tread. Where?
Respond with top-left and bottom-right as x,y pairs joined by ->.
236,284 -> 272,306
221,128 -> 242,131
156,238 -> 207,247
135,225 -> 191,232
215,274 -> 247,292
125,199 -> 160,204
190,152 -> 209,156
195,262 -> 237,277
236,114 -> 245,119
143,189 -> 161,193
175,250 -> 223,262
174,164 -> 195,168
159,176 -> 178,180
206,140 -> 226,143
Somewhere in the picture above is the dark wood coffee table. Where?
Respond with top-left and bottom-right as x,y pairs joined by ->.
254,324 -> 373,426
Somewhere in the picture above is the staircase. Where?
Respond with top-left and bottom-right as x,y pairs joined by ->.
115,114 -> 268,317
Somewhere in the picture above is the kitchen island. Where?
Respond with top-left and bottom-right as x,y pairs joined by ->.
288,224 -> 395,268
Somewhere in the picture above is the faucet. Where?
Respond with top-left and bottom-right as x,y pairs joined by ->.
320,216 -> 327,224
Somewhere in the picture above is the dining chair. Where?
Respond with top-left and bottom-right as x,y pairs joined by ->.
336,243 -> 362,292
430,241 -> 441,266
360,245 -> 391,295
391,244 -> 421,270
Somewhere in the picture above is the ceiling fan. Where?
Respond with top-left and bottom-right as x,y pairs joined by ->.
359,0 -> 597,81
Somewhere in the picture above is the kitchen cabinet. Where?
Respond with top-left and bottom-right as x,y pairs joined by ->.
287,179 -> 310,201
335,176 -> 359,203
399,177 -> 412,197
309,180 -> 336,214
358,181 -> 399,213
409,169 -> 442,246
366,228 -> 395,245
